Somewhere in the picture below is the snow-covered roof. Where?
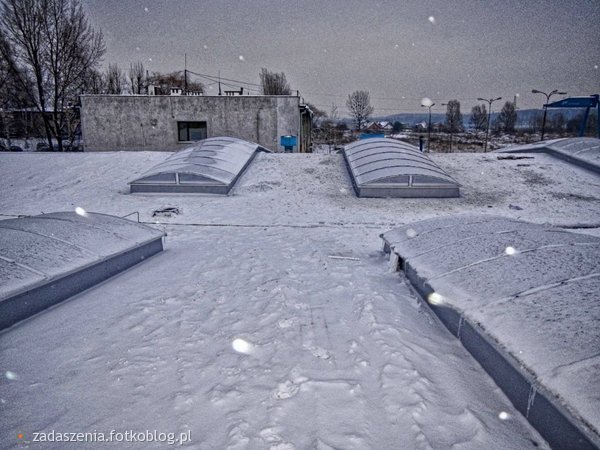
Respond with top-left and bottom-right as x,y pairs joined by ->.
129,137 -> 269,194
0,211 -> 164,330
2,150 -> 600,448
343,138 -> 460,197
498,137 -> 600,174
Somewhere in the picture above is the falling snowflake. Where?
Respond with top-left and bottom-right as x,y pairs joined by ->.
427,292 -> 444,305
232,338 -> 254,354
239,55 -> 245,61
428,16 -> 436,24
5,371 -> 18,381
144,7 -> 149,12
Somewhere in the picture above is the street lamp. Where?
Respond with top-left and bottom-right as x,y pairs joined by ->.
531,89 -> 567,141
477,96 -> 502,152
421,98 -> 435,151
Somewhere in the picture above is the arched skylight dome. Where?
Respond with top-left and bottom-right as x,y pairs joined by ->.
129,137 -> 269,194
343,138 -> 460,198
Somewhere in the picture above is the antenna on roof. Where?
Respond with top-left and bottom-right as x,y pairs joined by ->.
184,53 -> 187,95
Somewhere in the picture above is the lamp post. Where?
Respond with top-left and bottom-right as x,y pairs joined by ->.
421,99 -> 435,152
531,89 -> 567,141
477,96 -> 502,152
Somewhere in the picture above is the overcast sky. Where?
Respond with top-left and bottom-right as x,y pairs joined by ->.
83,0 -> 599,116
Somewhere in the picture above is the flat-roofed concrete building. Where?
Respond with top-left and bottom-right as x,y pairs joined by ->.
80,94 -> 312,153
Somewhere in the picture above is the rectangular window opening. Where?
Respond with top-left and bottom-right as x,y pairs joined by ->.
178,121 -> 207,142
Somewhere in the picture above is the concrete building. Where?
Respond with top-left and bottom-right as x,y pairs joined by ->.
80,94 -> 312,152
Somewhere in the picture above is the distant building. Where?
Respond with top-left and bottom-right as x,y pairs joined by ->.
364,121 -> 394,134
80,94 -> 312,152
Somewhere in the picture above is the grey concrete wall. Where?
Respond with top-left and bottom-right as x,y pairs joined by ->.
80,95 -> 302,152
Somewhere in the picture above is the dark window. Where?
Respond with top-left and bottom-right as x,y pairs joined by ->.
178,121 -> 207,141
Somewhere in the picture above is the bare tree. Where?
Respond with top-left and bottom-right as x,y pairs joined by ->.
346,90 -> 374,131
0,0 -> 105,151
305,102 -> 327,128
548,111 -> 565,135
0,32 -> 38,147
470,103 -> 488,131
259,68 -> 291,95
495,101 -> 517,133
329,103 -> 339,121
106,63 -> 124,94
83,68 -> 105,94
0,32 -> 33,110
527,111 -> 543,134
444,100 -> 463,133
129,61 -> 145,95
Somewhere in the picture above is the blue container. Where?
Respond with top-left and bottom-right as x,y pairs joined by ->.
360,133 -> 385,140
280,135 -> 297,147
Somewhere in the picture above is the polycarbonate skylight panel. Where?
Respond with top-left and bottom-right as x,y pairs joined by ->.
343,138 -> 460,197
345,139 -> 422,156
351,155 -> 444,173
348,149 -> 432,165
129,137 -> 265,193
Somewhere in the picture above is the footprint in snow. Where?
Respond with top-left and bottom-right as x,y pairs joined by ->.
259,427 -> 296,450
273,380 -> 300,400
293,303 -> 309,310
277,318 -> 294,329
305,346 -> 330,360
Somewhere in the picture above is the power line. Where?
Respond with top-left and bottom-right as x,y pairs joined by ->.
187,69 -> 261,87
182,67 -> 515,109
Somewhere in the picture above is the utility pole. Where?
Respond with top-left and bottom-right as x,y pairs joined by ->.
184,53 -> 187,95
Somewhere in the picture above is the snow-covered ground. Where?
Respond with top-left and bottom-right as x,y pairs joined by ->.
1,149 -> 598,448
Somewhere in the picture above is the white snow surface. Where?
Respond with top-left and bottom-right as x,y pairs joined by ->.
2,149 -> 598,449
